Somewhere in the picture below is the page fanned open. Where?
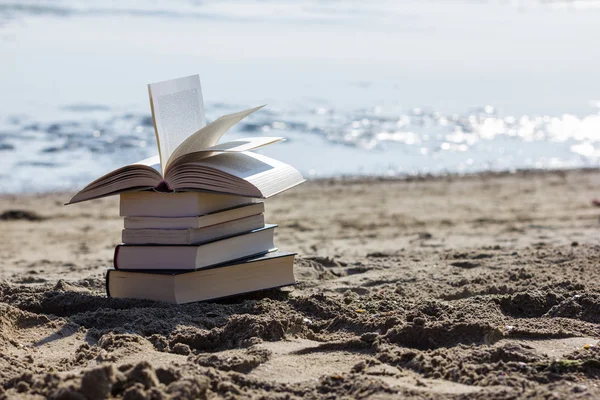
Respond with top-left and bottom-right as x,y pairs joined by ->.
166,137 -> 284,168
166,105 -> 265,169
166,152 -> 306,198
148,75 -> 206,173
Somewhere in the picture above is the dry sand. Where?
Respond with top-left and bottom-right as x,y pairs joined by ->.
1,169 -> 600,399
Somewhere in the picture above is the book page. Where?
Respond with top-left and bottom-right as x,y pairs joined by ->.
133,155 -> 162,173
148,75 -> 205,173
202,136 -> 283,153
196,152 -> 278,178
167,137 -> 284,169
167,151 -> 305,198
166,105 -> 265,169
185,152 -> 305,198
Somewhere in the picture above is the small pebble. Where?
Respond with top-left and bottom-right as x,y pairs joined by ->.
573,385 -> 587,393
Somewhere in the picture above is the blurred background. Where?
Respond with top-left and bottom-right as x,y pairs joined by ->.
0,0 -> 599,193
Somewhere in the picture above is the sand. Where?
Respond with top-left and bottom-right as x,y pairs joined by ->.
1,169 -> 600,399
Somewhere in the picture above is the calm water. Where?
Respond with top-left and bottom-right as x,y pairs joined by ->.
1,0 -> 600,192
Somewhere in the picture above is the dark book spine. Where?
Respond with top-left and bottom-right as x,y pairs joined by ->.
113,245 -> 121,270
153,180 -> 173,192
105,269 -> 112,298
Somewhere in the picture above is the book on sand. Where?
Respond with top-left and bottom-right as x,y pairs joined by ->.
106,251 -> 296,304
114,224 -> 277,271
67,75 -> 304,205
119,191 -> 260,218
121,213 -> 265,245
124,202 -> 265,228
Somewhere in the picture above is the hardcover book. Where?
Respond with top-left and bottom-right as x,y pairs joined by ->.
114,224 -> 277,271
120,192 -> 262,218
121,214 -> 265,245
123,202 -> 265,228
106,251 -> 296,304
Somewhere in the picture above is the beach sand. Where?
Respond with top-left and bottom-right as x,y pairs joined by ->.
1,169 -> 600,399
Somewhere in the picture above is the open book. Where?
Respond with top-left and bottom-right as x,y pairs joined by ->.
68,75 -> 304,204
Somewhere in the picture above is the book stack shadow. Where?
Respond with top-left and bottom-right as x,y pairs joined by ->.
106,191 -> 296,304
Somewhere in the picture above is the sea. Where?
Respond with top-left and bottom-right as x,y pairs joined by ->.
1,0 -> 600,193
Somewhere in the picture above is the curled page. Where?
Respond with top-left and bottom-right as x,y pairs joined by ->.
167,137 -> 284,169
166,105 -> 265,169
181,151 -> 306,198
148,75 -> 206,173
202,137 -> 283,153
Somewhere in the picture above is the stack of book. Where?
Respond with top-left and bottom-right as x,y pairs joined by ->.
107,191 -> 296,304
67,75 -> 305,304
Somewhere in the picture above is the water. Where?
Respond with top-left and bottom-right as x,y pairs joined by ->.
1,0 -> 600,193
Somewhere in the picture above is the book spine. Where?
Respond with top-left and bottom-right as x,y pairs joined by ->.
113,245 -> 121,270
105,270 -> 112,298
153,180 -> 172,192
